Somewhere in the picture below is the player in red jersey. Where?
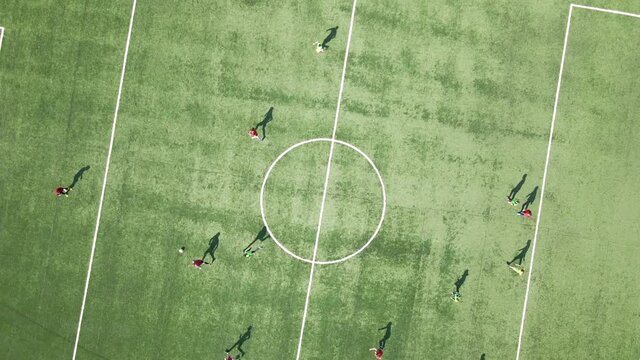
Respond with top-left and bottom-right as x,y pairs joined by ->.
192,259 -> 209,270
369,347 -> 384,359
248,128 -> 260,141
224,353 -> 234,360
54,187 -> 72,197
517,209 -> 532,218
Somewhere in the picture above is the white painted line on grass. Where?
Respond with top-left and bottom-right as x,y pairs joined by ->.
516,4 -> 640,359
294,0 -> 358,358
572,3 -> 640,19
71,1 -> 137,359
515,4 -> 573,360
0,27 -> 5,52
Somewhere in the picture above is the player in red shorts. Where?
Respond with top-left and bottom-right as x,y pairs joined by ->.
54,187 -> 72,197
517,209 -> 532,218
248,128 -> 260,141
192,259 -> 209,270
369,347 -> 384,359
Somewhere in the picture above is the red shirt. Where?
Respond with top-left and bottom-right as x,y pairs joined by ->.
248,128 -> 258,138
226,356 -> 234,360
193,259 -> 204,267
54,187 -> 66,196
376,349 -> 384,359
523,209 -> 532,218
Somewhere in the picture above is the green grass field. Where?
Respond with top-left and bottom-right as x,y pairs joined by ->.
1,1 -> 639,359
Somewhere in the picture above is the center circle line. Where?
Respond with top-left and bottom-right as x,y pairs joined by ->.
259,138 -> 387,265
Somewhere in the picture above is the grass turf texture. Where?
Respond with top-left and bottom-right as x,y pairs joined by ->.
0,0 -> 639,359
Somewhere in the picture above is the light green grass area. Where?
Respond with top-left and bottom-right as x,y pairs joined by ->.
1,0 -> 639,359
522,8 -> 640,359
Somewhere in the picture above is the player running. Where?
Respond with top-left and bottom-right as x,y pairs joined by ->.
224,353 -> 234,360
248,127 -> 260,141
508,263 -> 525,276
369,347 -> 384,359
517,209 -> 532,218
506,196 -> 519,206
54,187 -> 72,197
192,259 -> 209,270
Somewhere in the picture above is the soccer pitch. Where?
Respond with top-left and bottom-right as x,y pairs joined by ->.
1,0 -> 639,359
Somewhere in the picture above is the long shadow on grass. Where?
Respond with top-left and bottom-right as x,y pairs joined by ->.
321,26 -> 339,49
454,269 -> 469,293
69,165 -> 91,188
255,107 -> 273,141
203,232 -> 220,262
520,186 -> 538,211
225,325 -> 252,359
378,322 -> 392,349
508,174 -> 527,200
243,225 -> 270,252
507,240 -> 531,266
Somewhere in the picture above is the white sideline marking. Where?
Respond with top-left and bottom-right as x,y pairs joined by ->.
294,0 -> 358,358
71,1 -> 137,359
515,4 -> 640,359
0,27 -> 5,52
572,3 -> 640,19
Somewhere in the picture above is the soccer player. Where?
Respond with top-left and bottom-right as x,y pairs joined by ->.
451,290 -> 461,302
243,247 -> 260,258
506,196 -> 519,206
313,41 -> 326,53
369,347 -> 384,359
54,187 -> 72,197
248,127 -> 260,141
192,259 -> 209,269
508,263 -> 525,276
517,209 -> 532,218
224,353 -> 234,360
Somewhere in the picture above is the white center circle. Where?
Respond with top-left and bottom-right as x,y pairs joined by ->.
260,138 -> 387,265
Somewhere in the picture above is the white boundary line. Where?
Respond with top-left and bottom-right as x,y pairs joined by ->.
71,1 -> 137,359
515,4 -> 640,359
294,0 -> 358,358
572,3 -> 640,19
0,27 -> 5,52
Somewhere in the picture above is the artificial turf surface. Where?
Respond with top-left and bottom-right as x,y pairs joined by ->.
0,0 -> 639,359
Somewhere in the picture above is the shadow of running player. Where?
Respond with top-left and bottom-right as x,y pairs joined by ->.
321,26 -> 339,49
454,269 -> 469,293
378,322 -> 392,349
225,326 -> 252,359
243,225 -> 270,253
202,232 -> 220,262
507,240 -> 531,266
255,107 -> 273,141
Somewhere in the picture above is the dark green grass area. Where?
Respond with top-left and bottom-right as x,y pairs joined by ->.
521,9 -> 640,359
1,0 -> 640,359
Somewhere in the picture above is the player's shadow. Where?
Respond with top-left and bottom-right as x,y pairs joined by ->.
507,240 -> 531,266
321,26 -> 339,48
243,225 -> 270,252
255,107 -> 274,141
225,325 -> 252,359
508,174 -> 527,200
520,186 -> 538,211
480,354 -> 486,360
69,165 -> 91,188
378,322 -> 392,349
203,232 -> 220,262
454,269 -> 469,292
